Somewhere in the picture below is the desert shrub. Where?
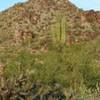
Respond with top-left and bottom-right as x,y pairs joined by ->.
0,36 -> 100,99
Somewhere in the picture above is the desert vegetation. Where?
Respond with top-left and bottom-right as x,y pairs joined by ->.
0,38 -> 100,100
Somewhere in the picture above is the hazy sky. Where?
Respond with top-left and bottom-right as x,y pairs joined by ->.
70,0 -> 100,11
0,0 -> 27,12
0,0 -> 100,12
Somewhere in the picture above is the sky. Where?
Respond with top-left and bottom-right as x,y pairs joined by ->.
70,0 -> 100,11
0,0 -> 100,12
0,0 -> 27,12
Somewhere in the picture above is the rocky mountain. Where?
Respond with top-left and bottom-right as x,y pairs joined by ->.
0,0 -> 100,46
84,10 -> 100,34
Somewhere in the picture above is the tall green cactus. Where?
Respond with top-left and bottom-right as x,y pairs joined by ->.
51,11 -> 67,44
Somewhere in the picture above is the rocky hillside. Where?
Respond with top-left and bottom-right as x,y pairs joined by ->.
0,0 -> 100,46
84,10 -> 100,34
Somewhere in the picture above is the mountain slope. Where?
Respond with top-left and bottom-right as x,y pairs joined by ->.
0,0 -> 100,46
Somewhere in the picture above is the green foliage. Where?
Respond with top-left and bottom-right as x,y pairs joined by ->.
0,39 -> 100,99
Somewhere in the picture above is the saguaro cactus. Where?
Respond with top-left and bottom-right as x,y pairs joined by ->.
51,11 -> 67,44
